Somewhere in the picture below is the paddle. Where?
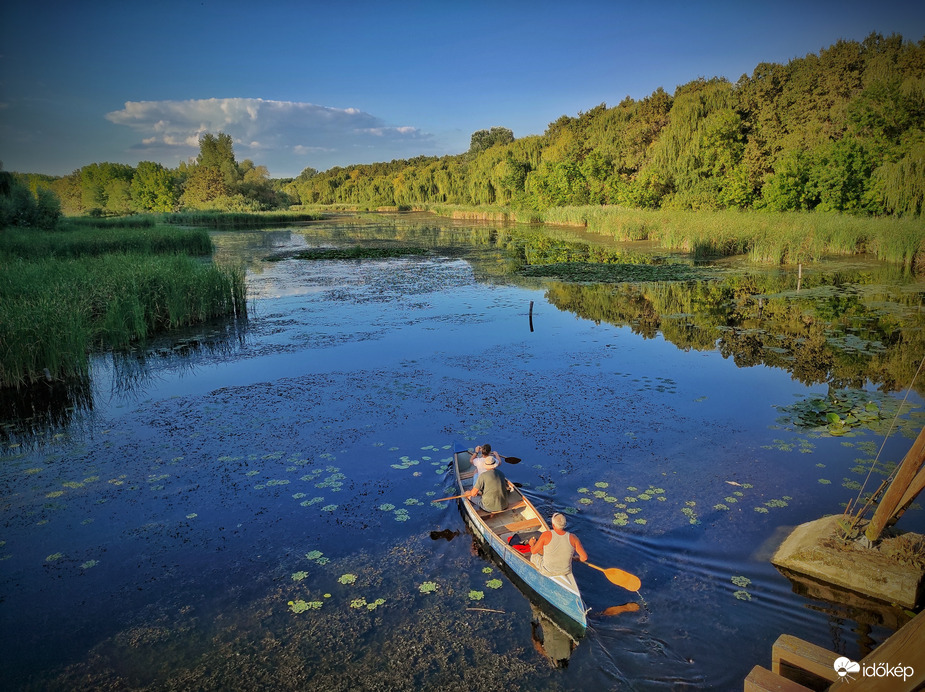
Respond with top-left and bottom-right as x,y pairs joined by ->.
584,562 -> 642,592
466,449 -> 522,465
432,493 -> 469,503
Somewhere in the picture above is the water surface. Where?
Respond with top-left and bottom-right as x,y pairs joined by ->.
2,214 -> 924,690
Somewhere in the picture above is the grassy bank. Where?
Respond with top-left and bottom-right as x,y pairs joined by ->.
422,204 -> 925,269
1,227 -> 246,388
1,224 -> 213,258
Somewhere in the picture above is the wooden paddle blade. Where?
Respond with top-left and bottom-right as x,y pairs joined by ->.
586,562 -> 642,592
502,456 -> 521,464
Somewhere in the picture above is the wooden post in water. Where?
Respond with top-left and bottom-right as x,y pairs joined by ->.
866,424 -> 925,543
529,300 -> 534,332
797,263 -> 802,292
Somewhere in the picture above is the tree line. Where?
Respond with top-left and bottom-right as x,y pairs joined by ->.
7,133 -> 291,220
291,33 -> 923,217
6,32 -> 924,220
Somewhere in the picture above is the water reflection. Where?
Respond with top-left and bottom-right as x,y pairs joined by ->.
531,605 -> 578,668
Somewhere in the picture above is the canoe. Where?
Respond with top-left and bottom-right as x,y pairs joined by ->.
450,443 -> 589,631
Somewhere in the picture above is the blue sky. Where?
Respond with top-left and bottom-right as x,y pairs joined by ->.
2,0 -> 923,179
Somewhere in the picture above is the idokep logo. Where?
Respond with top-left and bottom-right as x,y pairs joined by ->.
833,656 -> 915,683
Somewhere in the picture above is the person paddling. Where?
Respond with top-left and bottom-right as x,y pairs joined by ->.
529,512 -> 588,576
465,454 -> 514,512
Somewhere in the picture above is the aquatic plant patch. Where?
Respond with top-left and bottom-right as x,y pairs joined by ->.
774,389 -> 920,438
519,262 -> 713,283
266,246 -> 431,262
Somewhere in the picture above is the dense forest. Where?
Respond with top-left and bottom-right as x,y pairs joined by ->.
6,32 -> 924,219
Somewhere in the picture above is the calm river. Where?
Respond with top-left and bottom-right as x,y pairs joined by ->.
2,213 -> 924,690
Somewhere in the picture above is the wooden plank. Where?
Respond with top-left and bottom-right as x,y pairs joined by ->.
854,608 -> 925,691
771,635 -> 839,686
744,665 -> 812,691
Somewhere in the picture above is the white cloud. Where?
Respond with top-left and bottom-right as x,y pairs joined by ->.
105,98 -> 433,174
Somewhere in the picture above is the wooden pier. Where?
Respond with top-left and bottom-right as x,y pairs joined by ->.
745,608 -> 925,690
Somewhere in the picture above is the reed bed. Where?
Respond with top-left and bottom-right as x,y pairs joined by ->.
1,254 -> 246,387
536,206 -> 925,268
0,225 -> 213,259
161,211 -> 325,228
64,215 -> 157,229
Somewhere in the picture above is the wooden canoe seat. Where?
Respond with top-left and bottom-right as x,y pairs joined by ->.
476,500 -> 527,518
502,518 -> 543,534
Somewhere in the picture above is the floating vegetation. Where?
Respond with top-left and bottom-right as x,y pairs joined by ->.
486,579 -> 503,589
419,581 -> 438,594
46,552 -> 63,562
634,518 -> 647,525
288,599 -> 322,613
268,246 -> 431,262
774,389 -> 918,438
321,504 -> 338,512
292,571 -> 308,582
764,499 -> 788,508
338,574 -> 356,585
818,478 -> 832,485
519,261 -> 713,283
378,503 -> 396,511
595,482 -> 609,489
714,504 -> 730,511
366,597 -> 386,610
393,509 -> 410,522
301,497 -> 324,507
754,507 -> 769,513
733,590 -> 752,601
468,590 -> 485,601
350,598 -> 367,609
681,503 -> 700,524
482,567 -> 493,574
186,513 -> 197,519
731,575 -> 751,588
80,560 -> 98,569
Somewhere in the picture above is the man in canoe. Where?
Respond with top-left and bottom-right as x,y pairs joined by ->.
465,454 -> 515,512
528,513 -> 588,576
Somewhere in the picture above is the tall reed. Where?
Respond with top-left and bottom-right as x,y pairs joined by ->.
0,225 -> 213,259
161,211 -> 324,228
1,248 -> 246,388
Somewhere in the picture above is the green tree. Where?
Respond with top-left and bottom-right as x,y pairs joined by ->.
469,127 -> 515,156
131,161 -> 179,212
